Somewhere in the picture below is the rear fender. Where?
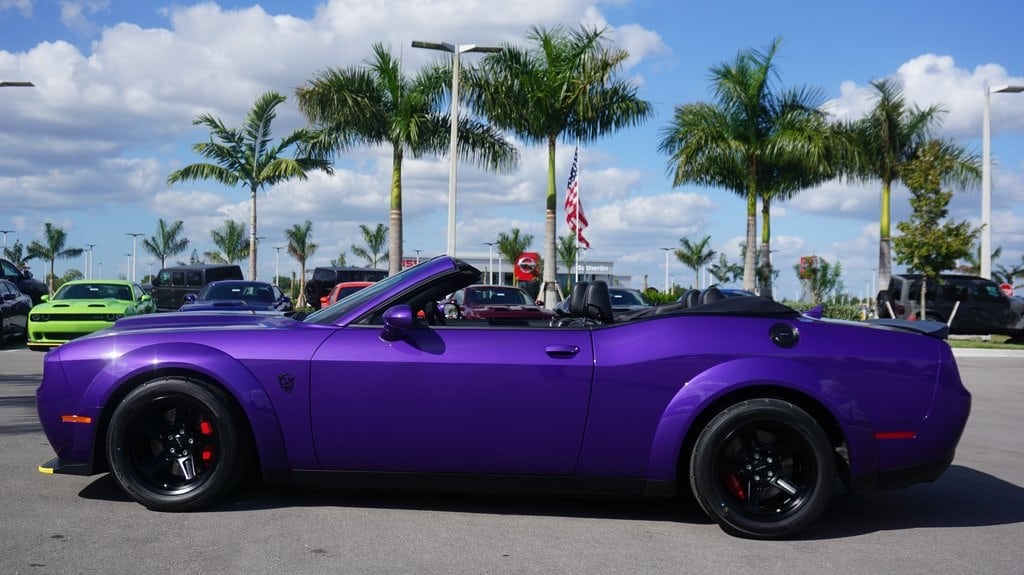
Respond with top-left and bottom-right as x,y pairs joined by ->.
644,356 -> 876,482
81,342 -> 290,477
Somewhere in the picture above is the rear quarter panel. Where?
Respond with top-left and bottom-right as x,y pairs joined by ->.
577,314 -> 947,481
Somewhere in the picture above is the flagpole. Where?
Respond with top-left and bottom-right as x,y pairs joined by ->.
574,145 -> 580,284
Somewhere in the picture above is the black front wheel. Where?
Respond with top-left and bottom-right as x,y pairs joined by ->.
106,377 -> 251,511
689,398 -> 834,539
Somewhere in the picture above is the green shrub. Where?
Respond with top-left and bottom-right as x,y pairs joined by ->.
783,300 -> 864,321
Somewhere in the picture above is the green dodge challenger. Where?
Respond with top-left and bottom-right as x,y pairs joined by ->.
28,279 -> 155,351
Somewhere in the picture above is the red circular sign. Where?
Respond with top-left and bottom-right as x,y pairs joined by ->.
999,283 -> 1013,297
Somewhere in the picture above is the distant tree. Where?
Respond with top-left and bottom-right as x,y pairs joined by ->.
296,43 -> 516,276
496,228 -> 534,286
557,234 -> 579,291
465,24 -> 651,306
794,256 -> 843,305
675,236 -> 716,289
168,91 -> 332,280
848,79 -> 980,290
955,243 -> 1001,276
351,224 -> 388,268
204,220 -> 249,264
330,252 -> 348,267
26,223 -> 83,293
709,252 -> 743,286
894,140 -> 980,318
53,268 -> 84,291
143,219 -> 190,269
3,239 -> 27,268
286,220 -> 317,308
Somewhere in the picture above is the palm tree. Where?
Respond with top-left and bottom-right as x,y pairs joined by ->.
142,219 -> 190,269
3,239 -> 27,267
496,228 -> 534,286
26,223 -> 83,293
285,220 -> 317,308
295,43 -> 517,277
351,223 -> 388,268
204,220 -> 249,264
557,233 -> 579,291
709,253 -> 743,286
849,78 -> 979,289
330,252 -> 348,267
675,236 -> 716,289
167,91 -> 333,281
464,25 -> 652,307
659,38 -> 840,296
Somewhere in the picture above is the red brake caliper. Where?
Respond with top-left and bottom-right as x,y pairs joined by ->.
725,474 -> 746,501
199,420 -> 214,462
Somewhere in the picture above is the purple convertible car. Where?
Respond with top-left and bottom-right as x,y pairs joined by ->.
36,256 -> 970,539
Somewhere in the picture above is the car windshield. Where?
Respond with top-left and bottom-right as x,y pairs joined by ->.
54,283 -> 132,301
466,288 -> 532,306
304,263 -> 415,324
202,284 -> 272,302
609,289 -> 646,306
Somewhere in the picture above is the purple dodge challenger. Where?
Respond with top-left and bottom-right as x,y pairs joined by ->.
36,256 -> 970,538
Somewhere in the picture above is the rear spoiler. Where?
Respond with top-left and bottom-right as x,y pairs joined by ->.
865,318 -> 949,340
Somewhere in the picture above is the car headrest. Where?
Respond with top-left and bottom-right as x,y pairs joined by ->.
584,281 -> 613,323
700,286 -> 726,305
679,289 -> 700,308
569,282 -> 589,316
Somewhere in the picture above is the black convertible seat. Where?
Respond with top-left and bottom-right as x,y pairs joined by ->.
569,282 -> 589,316
700,286 -> 725,305
583,281 -> 613,323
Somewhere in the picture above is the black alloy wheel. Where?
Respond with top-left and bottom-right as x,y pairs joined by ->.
107,377 -> 250,511
690,398 -> 834,539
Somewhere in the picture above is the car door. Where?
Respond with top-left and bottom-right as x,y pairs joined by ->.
309,323 -> 594,475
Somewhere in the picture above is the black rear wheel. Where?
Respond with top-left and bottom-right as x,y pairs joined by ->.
689,398 -> 834,539
106,377 -> 250,511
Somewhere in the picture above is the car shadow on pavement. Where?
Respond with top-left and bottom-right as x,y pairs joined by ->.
77,464 -> 1022,538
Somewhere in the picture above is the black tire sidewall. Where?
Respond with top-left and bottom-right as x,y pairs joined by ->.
106,377 -> 248,511
689,398 -> 834,539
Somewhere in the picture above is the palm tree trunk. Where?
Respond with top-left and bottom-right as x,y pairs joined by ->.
877,180 -> 892,293
389,148 -> 404,276
542,136 -> 559,309
249,185 -> 258,281
759,196 -> 774,300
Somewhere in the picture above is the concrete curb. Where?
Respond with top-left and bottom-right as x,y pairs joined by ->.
951,347 -> 1024,358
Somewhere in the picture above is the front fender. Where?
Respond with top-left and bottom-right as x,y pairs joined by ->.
644,356 -> 876,482
81,342 -> 290,477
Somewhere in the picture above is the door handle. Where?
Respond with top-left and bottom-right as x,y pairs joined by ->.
545,344 -> 580,358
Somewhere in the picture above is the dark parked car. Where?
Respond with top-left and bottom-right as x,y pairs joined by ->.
304,266 -> 387,309
608,287 -> 651,312
443,284 -> 556,321
1,257 -> 48,305
149,264 -> 244,311
0,279 -> 32,344
180,280 -> 292,312
877,273 -> 1024,336
37,257 -> 970,539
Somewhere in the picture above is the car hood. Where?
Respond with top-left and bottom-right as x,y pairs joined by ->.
32,299 -> 133,312
101,310 -> 297,335
179,299 -> 276,311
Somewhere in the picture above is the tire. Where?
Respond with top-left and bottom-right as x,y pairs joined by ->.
106,377 -> 251,511
689,398 -> 834,539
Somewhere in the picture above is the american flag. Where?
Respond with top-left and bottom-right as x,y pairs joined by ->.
564,147 -> 590,248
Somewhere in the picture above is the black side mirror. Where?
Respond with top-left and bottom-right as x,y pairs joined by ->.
381,305 -> 413,342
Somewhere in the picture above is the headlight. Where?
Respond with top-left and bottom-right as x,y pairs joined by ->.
30,314 -> 49,322
104,313 -> 124,322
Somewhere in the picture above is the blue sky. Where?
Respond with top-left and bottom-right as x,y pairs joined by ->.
2,0 -> 1023,299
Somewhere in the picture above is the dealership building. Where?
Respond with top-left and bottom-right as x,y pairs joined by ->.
404,252 -> 630,292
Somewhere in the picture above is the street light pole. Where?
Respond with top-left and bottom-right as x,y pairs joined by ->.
663,246 -> 671,292
483,242 -> 495,284
85,244 -> 96,279
274,246 -> 282,288
981,84 -> 1024,280
412,40 -> 500,257
126,233 -> 143,282
1,229 -> 13,253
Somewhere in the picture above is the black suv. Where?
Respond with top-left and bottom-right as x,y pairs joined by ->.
303,266 -> 387,309
1,257 -> 48,304
150,264 -> 244,311
877,273 -> 1024,336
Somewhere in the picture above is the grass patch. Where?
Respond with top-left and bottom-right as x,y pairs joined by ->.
946,335 -> 1024,349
